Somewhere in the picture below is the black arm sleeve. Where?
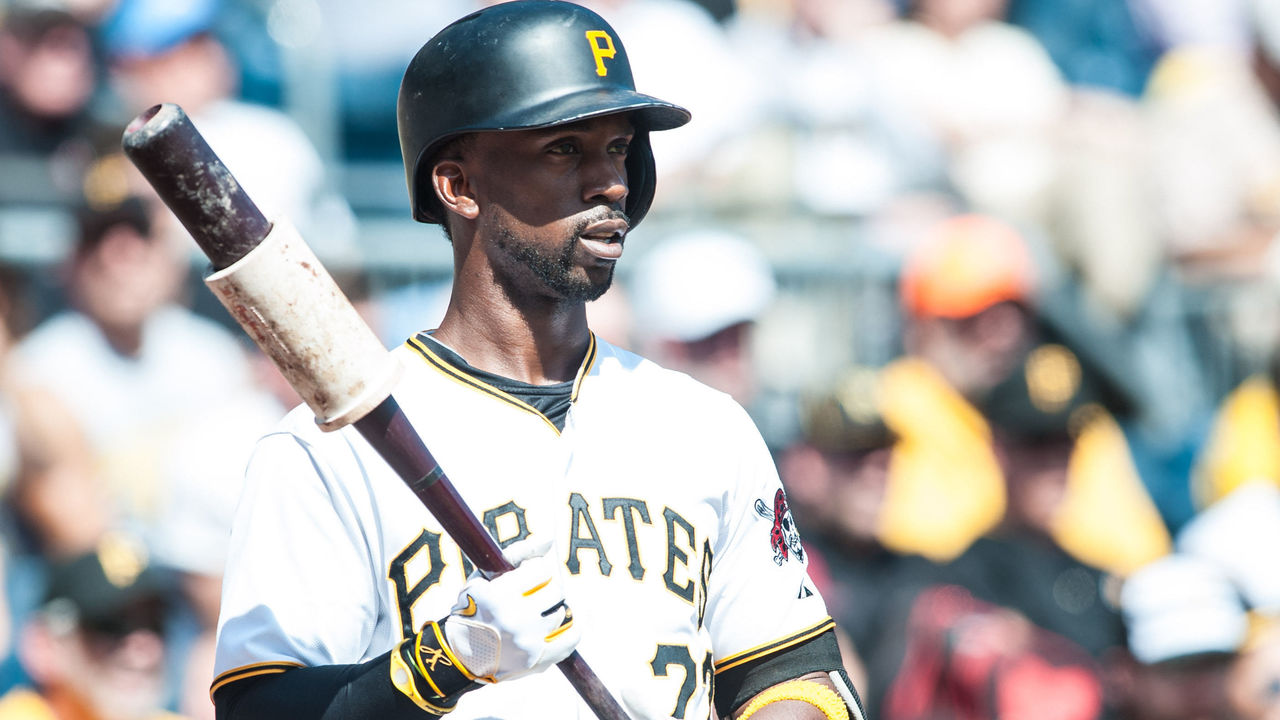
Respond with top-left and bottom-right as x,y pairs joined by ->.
213,651 -> 433,720
714,628 -> 848,719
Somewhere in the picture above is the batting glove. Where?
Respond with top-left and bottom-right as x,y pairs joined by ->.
390,536 -> 579,713
443,535 -> 580,683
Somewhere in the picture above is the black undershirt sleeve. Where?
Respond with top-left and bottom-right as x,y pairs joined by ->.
714,628 -> 848,719
213,651 -> 434,720
216,634 -> 855,720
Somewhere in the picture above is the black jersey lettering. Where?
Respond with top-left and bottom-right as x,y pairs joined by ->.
482,500 -> 530,548
567,492 -> 612,576
663,507 -> 696,603
388,529 -> 446,639
603,497 -> 651,580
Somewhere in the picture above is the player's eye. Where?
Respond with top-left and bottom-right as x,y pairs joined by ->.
548,140 -> 579,155
608,140 -> 630,156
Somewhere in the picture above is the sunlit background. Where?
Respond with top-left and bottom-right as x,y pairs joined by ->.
1,0 -> 1279,718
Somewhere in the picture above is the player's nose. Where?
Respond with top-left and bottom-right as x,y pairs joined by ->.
582,155 -> 628,208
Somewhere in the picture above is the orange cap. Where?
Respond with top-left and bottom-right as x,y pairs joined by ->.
899,214 -> 1035,319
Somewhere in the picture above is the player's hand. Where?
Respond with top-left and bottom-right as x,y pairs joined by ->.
442,535 -> 580,683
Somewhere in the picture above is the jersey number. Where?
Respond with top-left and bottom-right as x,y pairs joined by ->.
651,644 -> 714,719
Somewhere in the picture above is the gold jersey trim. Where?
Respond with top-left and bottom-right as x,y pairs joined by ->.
713,617 -> 837,674
210,661 -> 305,698
405,332 -> 599,435
571,332 -> 598,403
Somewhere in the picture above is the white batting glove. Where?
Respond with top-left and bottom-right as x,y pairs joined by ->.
442,535 -> 580,684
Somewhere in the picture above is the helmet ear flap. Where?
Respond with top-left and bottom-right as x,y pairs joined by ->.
623,131 -> 657,229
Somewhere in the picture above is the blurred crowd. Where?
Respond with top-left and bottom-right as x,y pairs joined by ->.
1,0 -> 1279,718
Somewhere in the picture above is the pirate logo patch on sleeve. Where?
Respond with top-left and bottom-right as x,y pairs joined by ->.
754,488 -> 805,566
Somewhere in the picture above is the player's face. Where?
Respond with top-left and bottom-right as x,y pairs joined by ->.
467,114 -> 634,302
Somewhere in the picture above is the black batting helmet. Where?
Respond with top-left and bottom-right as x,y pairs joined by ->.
397,0 -> 690,228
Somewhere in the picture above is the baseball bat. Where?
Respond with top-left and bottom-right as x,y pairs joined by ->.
122,103 -> 632,720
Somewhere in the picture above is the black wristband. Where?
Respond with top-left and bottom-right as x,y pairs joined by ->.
391,621 -> 481,713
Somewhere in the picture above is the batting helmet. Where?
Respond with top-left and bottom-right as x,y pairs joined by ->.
397,0 -> 691,228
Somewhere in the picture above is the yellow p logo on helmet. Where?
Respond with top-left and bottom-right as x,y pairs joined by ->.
585,30 -> 616,76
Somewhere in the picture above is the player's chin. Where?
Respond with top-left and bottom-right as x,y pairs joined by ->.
566,265 -> 614,302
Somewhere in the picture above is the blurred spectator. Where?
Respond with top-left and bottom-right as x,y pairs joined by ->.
0,260 -> 107,560
1228,619 -> 1280,720
628,228 -> 776,410
881,213 -> 1171,572
0,534 -> 186,720
779,364 -> 946,716
794,347 -> 1156,718
147,349 -> 293,720
6,187 -> 293,714
981,343 -> 1169,580
1144,41 -> 1280,280
858,0 -> 1071,225
13,192 -> 255,550
1176,484 -> 1280,718
2,381 -> 104,561
1111,553 -> 1250,720
0,2 -> 112,205
901,330 -> 1167,716
1135,8 -> 1280,452
151,384 -> 285,719
1133,15 -> 1280,467
1045,89 -> 1162,320
101,0 -> 357,263
882,583 -> 1106,720
874,213 -> 1029,561
725,0 -> 948,217
1005,0 -> 1160,97
1176,482 -> 1280,616
0,258 -> 109,695
897,214 -> 1036,403
1036,74 -> 1226,525
0,3 -> 98,154
945,345 -> 1131,660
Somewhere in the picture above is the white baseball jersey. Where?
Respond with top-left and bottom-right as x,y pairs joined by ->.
213,333 -> 832,719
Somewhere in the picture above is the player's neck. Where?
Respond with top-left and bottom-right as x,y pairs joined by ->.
433,295 -> 590,385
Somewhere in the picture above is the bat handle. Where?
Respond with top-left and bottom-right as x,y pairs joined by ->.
122,103 -> 268,269
356,398 -> 634,720
558,653 -> 634,720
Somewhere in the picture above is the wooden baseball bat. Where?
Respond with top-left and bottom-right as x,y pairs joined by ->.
121,103 -> 631,720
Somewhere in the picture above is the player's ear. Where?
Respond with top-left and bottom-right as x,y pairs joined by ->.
432,159 -> 479,221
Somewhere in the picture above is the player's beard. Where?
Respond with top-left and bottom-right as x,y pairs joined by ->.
493,213 -> 618,303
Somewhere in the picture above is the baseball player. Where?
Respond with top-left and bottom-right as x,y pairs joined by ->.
209,2 -> 863,719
